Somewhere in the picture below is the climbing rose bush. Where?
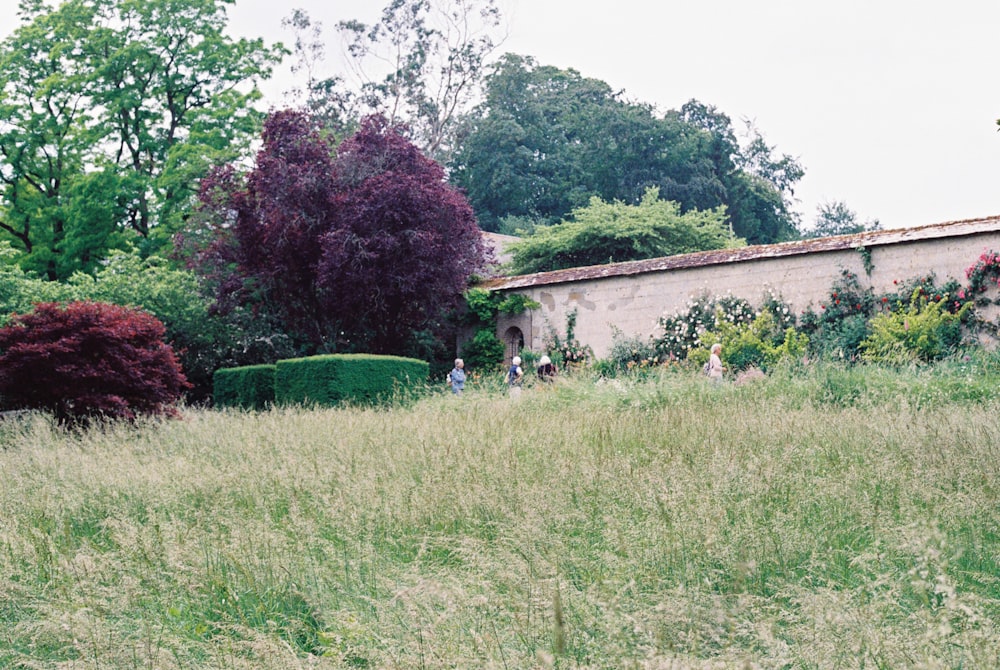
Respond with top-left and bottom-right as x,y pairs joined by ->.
0,301 -> 190,425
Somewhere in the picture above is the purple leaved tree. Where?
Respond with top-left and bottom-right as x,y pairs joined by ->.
193,110 -> 487,356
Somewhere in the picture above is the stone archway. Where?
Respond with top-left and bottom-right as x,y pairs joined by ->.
503,326 -> 524,364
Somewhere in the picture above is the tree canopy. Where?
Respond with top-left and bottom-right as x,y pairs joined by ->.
0,0 -> 284,279
506,187 -> 743,275
449,55 -> 803,244
193,110 -> 488,356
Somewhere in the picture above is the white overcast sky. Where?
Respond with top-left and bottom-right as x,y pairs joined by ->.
3,0 -> 1000,230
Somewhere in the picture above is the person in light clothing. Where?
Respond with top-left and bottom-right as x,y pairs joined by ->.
707,343 -> 725,383
448,358 -> 466,395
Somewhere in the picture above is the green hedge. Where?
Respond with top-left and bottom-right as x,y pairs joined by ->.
274,354 -> 429,407
212,364 -> 276,410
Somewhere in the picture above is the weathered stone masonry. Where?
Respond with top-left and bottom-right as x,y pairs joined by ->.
480,216 -> 1000,360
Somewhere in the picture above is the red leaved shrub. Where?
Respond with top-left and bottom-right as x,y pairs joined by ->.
0,301 -> 190,425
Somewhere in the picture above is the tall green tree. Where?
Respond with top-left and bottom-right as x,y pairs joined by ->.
0,0 -> 119,280
506,187 -> 742,275
450,57 -> 804,244
0,0 -> 284,278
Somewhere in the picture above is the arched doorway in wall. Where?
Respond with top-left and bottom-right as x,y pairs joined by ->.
503,326 -> 524,364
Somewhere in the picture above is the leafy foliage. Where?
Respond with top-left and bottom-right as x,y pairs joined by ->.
460,287 -> 537,373
695,309 -> 810,373
68,249 -> 240,401
193,110 -> 487,356
506,188 -> 740,274
859,290 -> 972,363
597,326 -> 661,376
450,57 -> 803,243
654,293 -> 760,361
797,271 -> 879,360
0,301 -> 189,424
0,0 -> 284,275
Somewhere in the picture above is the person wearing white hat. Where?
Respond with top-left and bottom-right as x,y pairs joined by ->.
537,354 -> 557,383
507,356 -> 524,397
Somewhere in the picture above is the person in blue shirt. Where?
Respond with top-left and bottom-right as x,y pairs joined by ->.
448,358 -> 466,395
507,356 -> 524,397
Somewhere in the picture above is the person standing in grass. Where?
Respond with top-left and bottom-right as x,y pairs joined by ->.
708,343 -> 725,383
448,358 -> 466,395
507,356 -> 524,397
537,355 -> 557,383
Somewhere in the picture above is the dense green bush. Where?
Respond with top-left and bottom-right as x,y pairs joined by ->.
797,270 -> 877,360
859,290 -> 972,363
693,308 -> 809,373
213,365 -> 276,410
459,329 -> 505,374
597,327 -> 661,376
274,354 -> 429,407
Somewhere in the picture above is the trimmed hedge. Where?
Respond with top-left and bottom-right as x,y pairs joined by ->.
213,364 -> 276,410
275,354 -> 429,406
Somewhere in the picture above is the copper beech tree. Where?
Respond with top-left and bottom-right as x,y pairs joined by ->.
0,301 -> 190,424
192,110 -> 487,356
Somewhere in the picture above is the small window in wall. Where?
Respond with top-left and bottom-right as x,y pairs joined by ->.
504,327 -> 524,364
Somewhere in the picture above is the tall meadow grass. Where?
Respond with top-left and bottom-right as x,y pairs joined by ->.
2,360 -> 1000,668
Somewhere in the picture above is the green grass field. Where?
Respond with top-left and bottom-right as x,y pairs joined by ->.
2,360 -> 1000,668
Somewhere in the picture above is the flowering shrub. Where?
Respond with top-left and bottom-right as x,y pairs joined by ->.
961,250 -> 1000,340
799,270 -> 877,360
654,293 -> 756,361
859,289 -> 972,363
545,308 -> 593,370
965,250 -> 1000,298
880,274 -> 967,315
693,308 -> 809,373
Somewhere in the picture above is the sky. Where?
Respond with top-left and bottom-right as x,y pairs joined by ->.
3,0 -> 1000,231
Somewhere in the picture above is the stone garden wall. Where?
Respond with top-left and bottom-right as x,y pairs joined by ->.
482,216 -> 1000,359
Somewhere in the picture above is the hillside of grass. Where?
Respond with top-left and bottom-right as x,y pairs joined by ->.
2,360 -> 1000,668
